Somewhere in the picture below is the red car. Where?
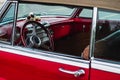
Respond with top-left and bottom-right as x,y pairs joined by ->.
0,0 -> 120,80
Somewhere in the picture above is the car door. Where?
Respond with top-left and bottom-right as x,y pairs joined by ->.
0,45 -> 90,80
0,1 -> 90,80
91,8 -> 120,80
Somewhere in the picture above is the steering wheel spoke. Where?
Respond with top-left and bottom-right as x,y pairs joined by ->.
21,21 -> 54,51
32,24 -> 38,35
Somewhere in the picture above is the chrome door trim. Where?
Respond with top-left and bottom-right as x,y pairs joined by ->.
11,1 -> 18,46
91,59 -> 120,74
0,43 -> 89,68
89,7 -> 97,59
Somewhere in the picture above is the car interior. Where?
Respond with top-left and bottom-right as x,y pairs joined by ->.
0,2 -> 120,62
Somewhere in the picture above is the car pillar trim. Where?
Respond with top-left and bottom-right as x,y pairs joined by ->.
90,7 -> 98,59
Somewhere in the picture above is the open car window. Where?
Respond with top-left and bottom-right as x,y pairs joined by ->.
15,3 -> 93,59
95,8 -> 120,62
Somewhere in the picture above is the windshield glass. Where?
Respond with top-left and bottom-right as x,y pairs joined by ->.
18,3 -> 75,18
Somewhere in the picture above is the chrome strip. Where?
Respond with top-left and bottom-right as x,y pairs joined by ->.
89,7 -> 97,59
0,43 -> 89,68
92,60 -> 120,74
11,1 -> 18,46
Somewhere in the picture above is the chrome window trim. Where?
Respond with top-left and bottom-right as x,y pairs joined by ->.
91,59 -> 120,74
11,1 -> 18,45
89,7 -> 97,59
0,43 -> 89,68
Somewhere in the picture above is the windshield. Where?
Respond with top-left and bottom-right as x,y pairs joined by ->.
18,3 -> 75,18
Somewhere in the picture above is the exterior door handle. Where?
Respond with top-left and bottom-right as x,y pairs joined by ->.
59,68 -> 85,77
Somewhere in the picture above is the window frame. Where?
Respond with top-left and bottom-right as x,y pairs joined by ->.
92,7 -> 120,64
16,2 -> 94,59
0,1 -> 18,45
0,1 -> 95,60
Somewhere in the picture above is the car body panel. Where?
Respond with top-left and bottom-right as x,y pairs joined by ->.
91,60 -> 120,80
0,45 -> 89,80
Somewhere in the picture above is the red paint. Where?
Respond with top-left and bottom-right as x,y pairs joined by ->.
0,78 -> 6,80
51,24 -> 71,39
0,50 -> 89,80
90,68 -> 120,80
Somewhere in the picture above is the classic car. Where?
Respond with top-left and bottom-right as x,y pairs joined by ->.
0,0 -> 120,80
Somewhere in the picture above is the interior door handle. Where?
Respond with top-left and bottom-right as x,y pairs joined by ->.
59,68 -> 85,77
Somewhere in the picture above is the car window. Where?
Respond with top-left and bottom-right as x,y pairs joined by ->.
94,8 -> 120,62
16,3 -> 92,59
0,3 -> 15,43
98,9 -> 120,20
79,8 -> 93,18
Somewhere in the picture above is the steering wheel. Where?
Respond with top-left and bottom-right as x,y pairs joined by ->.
21,21 -> 54,51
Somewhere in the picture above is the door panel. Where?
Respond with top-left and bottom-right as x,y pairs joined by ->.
91,69 -> 120,80
0,47 -> 89,80
91,60 -> 120,80
91,8 -> 120,80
